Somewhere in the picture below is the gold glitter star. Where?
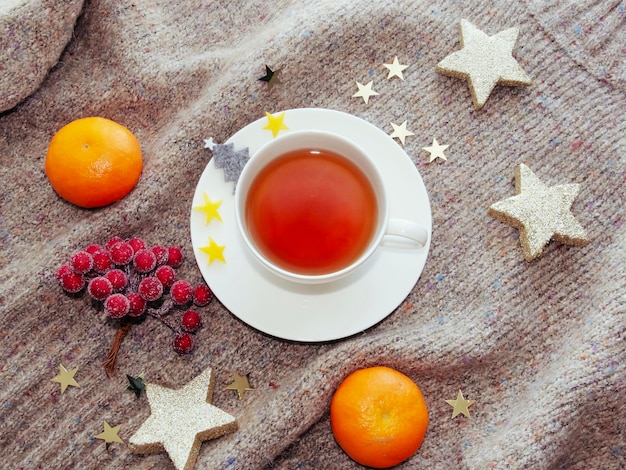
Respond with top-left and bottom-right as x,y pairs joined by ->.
129,367 -> 237,470
436,19 -> 532,109
389,121 -> 414,145
445,390 -> 475,418
199,237 -> 226,265
193,193 -> 222,225
488,164 -> 589,261
422,138 -> 449,162
258,65 -> 282,92
352,81 -> 379,104
50,364 -> 79,394
383,56 -> 408,80
225,373 -> 255,400
262,111 -> 289,138
95,421 -> 124,446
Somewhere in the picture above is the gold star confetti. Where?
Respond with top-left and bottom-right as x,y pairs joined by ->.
436,19 -> 532,109
258,65 -> 282,92
262,111 -> 289,138
129,367 -> 237,470
389,121 -> 414,145
225,373 -> 255,400
193,193 -> 222,225
199,237 -> 226,265
352,81 -> 379,104
422,138 -> 449,162
383,56 -> 408,80
488,164 -> 589,261
445,390 -> 475,418
50,364 -> 79,394
95,421 -> 124,446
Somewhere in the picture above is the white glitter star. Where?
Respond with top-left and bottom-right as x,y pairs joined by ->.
389,121 -> 414,145
352,81 -> 379,104
488,164 -> 589,261
422,138 -> 449,162
203,137 -> 215,150
436,19 -> 532,109
383,56 -> 409,80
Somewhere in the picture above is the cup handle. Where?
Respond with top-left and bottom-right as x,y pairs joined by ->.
383,218 -> 429,248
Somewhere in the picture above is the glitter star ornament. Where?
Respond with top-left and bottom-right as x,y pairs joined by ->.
226,373 -> 255,400
95,421 -> 124,446
211,143 -> 250,185
445,390 -> 475,418
389,121 -> 414,145
50,364 -> 79,394
199,237 -> 226,265
422,138 -> 449,162
436,19 -> 532,109
129,367 -> 238,470
193,192 -> 222,225
352,81 -> 379,104
262,111 -> 289,138
383,56 -> 408,80
488,164 -> 589,261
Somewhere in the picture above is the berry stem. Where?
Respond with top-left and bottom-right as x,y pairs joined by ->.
102,321 -> 133,377
146,299 -> 180,333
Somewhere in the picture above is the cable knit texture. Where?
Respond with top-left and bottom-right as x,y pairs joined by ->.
0,0 -> 624,469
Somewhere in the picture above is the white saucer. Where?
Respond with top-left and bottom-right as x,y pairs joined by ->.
190,108 -> 432,342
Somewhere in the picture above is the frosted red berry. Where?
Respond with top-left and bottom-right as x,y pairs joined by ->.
110,242 -> 134,265
87,277 -> 113,301
56,264 -> 72,282
193,284 -> 213,306
105,236 -> 124,250
173,332 -> 194,354
133,249 -> 157,273
181,310 -> 202,333
138,276 -> 164,302
127,237 -> 147,253
85,243 -> 103,255
92,250 -> 113,273
167,246 -> 183,267
151,245 -> 169,265
59,271 -> 85,293
155,265 -> 176,288
104,293 -> 130,318
105,269 -> 128,291
69,251 -> 94,275
127,292 -> 147,317
170,280 -> 192,305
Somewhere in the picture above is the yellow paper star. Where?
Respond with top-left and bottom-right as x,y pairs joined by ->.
95,421 -> 124,445
389,121 -> 414,145
129,367 -> 237,470
383,56 -> 408,80
193,193 -> 222,225
199,237 -> 226,265
436,19 -> 532,109
488,164 -> 589,261
225,373 -> 255,400
422,138 -> 449,162
262,111 -> 289,138
445,390 -> 475,418
50,364 -> 79,394
352,81 -> 379,104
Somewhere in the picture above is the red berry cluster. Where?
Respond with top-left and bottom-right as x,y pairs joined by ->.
56,236 -> 213,354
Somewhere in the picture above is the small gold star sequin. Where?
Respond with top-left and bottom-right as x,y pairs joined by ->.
225,373 -> 255,400
95,421 -> 124,446
422,138 -> 449,163
193,192 -> 222,225
436,19 -> 531,109
383,56 -> 408,80
389,121 -> 414,146
129,367 -> 237,470
262,111 -> 289,138
352,81 -> 379,104
50,364 -> 79,394
258,65 -> 282,92
488,164 -> 589,261
199,237 -> 226,265
445,390 -> 475,418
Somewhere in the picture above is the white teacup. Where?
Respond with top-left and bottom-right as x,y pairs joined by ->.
235,130 -> 428,284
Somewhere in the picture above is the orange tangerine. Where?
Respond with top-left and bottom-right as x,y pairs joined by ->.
330,366 -> 428,468
45,117 -> 142,208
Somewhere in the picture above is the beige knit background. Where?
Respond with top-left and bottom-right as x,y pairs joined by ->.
1,0 -> 624,469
